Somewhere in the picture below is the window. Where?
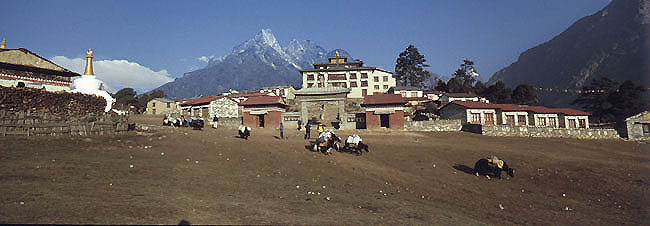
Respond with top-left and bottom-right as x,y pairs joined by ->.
329,74 -> 346,80
350,73 -> 357,79
517,115 -> 527,126
643,124 -> 649,135
506,115 -> 515,125
383,85 -> 388,89
374,76 -> 379,82
166,103 -> 171,108
568,119 -> 577,128
152,103 -> 156,107
374,85 -> 380,89
361,73 -> 368,78
538,117 -> 547,127
307,83 -> 313,88
484,113 -> 494,125
549,117 -> 556,128
307,74 -> 314,80
578,119 -> 586,128
383,76 -> 388,82
361,81 -> 368,87
470,113 -> 481,124
330,82 -> 347,88
362,89 -> 368,97
350,82 -> 358,87
318,74 -> 324,81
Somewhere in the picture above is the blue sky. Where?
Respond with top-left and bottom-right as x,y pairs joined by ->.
2,0 -> 610,92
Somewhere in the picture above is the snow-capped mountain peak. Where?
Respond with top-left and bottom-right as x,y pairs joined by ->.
156,29 -> 354,98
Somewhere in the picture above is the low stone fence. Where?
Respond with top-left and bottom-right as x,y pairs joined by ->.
0,110 -> 129,136
481,124 -> 620,139
211,117 -> 242,129
404,120 -> 462,132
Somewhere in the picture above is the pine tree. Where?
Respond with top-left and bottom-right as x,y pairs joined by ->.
483,81 -> 512,104
394,45 -> 432,87
447,59 -> 478,93
434,79 -> 448,92
512,84 -> 538,105
571,77 -> 618,122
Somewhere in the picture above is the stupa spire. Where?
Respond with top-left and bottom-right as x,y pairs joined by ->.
1,38 -> 6,49
84,48 -> 94,75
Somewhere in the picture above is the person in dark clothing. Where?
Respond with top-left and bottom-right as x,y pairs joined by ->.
212,116 -> 219,129
280,123 -> 284,139
304,123 -> 311,139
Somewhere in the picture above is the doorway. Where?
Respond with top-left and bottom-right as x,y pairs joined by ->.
355,113 -> 366,129
380,114 -> 390,128
258,114 -> 265,127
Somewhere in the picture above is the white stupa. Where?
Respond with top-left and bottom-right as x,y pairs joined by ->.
71,49 -> 115,112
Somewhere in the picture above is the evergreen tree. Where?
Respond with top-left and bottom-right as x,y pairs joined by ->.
483,81 -> 512,103
113,88 -> 138,107
571,77 -> 618,122
434,79 -> 448,92
511,84 -> 538,105
447,59 -> 479,93
473,81 -> 487,96
394,45 -> 432,87
608,80 -> 649,122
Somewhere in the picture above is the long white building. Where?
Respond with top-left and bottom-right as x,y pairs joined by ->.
299,52 -> 396,99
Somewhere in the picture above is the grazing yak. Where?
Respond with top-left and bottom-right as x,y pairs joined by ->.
474,156 -> 515,179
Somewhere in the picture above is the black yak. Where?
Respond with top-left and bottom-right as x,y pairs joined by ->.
474,156 -> 515,179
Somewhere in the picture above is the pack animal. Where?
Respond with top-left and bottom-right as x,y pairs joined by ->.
342,135 -> 369,155
313,131 -> 341,155
474,156 -> 515,179
238,125 -> 251,140
190,119 -> 204,130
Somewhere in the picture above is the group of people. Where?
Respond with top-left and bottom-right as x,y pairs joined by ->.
303,122 -> 325,140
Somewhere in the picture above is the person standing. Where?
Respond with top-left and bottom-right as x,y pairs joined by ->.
304,122 -> 311,139
279,123 -> 285,139
212,115 -> 219,129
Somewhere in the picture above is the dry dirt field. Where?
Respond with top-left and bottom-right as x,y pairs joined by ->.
1,115 -> 649,225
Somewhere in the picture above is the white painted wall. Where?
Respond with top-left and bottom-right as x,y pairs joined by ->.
302,69 -> 396,98
466,109 -> 496,124
533,114 -> 559,128
563,115 -> 589,128
501,112 -> 529,125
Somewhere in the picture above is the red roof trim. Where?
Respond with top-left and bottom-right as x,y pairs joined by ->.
446,101 -> 591,115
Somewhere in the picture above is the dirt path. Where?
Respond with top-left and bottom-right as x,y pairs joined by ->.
1,115 -> 648,225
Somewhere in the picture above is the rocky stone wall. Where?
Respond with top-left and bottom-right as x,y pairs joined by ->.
481,124 -> 620,139
211,117 -> 241,129
404,120 -> 462,132
0,110 -> 129,136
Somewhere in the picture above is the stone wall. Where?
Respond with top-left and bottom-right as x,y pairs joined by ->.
481,124 -> 620,139
211,117 -> 241,129
404,120 -> 462,132
0,110 -> 129,136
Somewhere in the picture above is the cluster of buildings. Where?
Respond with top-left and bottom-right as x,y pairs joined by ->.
0,40 -> 646,139
164,54 -> 613,135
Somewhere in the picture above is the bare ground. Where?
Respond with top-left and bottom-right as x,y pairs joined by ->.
1,115 -> 649,225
